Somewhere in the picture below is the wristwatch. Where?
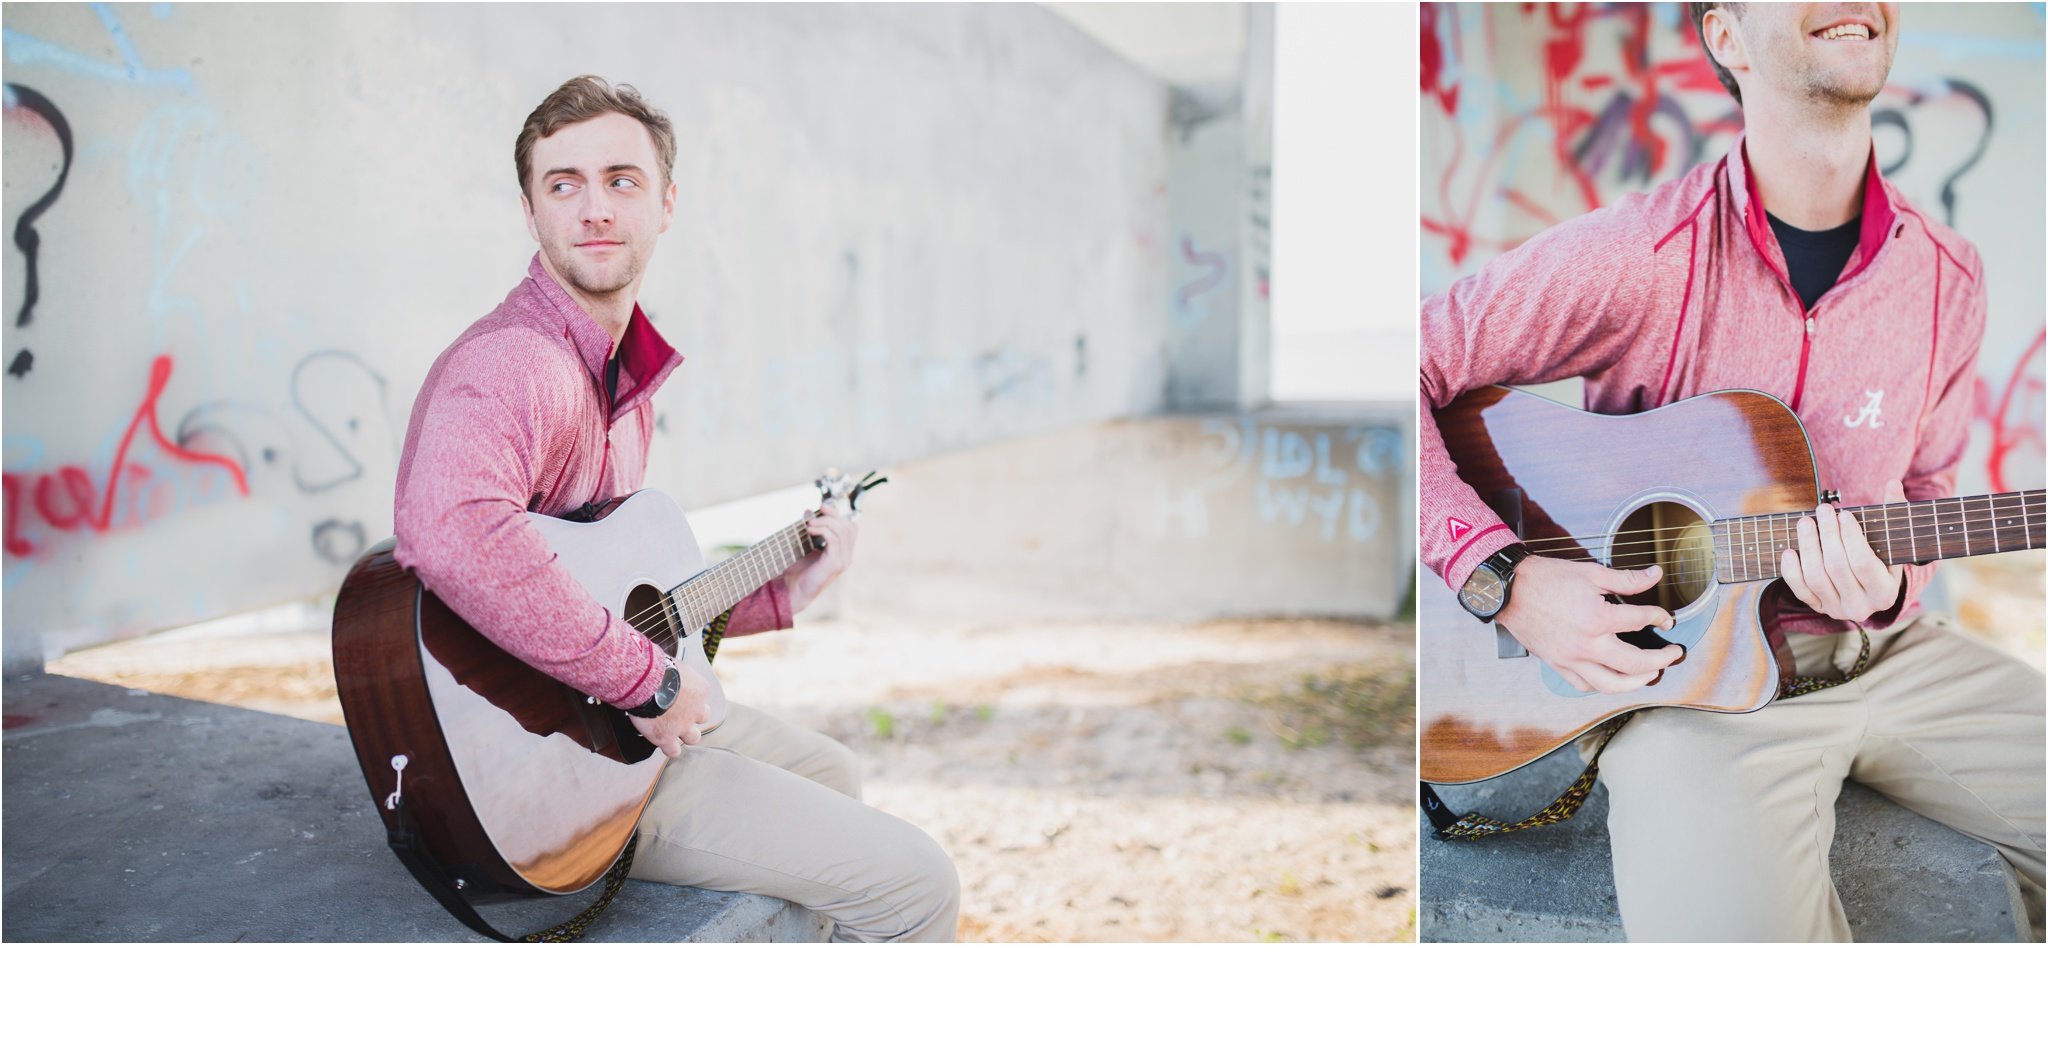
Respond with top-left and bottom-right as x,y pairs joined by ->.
1458,543 -> 1532,623
624,656 -> 683,719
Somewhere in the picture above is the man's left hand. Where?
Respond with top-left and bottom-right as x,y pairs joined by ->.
1780,478 -> 1908,622
784,501 -> 856,615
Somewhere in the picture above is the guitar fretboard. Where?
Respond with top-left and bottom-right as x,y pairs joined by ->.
1713,490 -> 2045,584
663,519 -> 819,633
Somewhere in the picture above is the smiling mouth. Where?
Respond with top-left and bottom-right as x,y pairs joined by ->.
1814,23 -> 1872,41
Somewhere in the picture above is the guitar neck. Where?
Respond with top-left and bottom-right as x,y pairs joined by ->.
664,518 -> 818,633
1714,490 -> 2045,584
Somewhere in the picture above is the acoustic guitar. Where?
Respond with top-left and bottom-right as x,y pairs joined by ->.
333,470 -> 881,913
1420,386 -> 2043,785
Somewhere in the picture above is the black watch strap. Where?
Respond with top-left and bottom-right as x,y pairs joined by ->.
1461,542 -> 1532,623
624,658 -> 681,719
1485,542 -> 1531,575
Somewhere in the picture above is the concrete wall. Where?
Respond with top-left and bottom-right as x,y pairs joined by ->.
840,404 -> 1413,624
1420,2 -> 2045,498
1,3 -> 1223,657
1163,3 -> 1273,412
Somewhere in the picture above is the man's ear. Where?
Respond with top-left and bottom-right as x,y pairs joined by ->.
1701,7 -> 1750,76
521,190 -> 540,244
659,177 -> 677,235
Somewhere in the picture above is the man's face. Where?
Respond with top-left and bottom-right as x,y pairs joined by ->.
522,112 -> 675,301
1716,3 -> 1900,110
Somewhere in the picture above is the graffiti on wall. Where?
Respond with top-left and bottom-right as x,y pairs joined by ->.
3,355 -> 248,559
3,82 -> 73,328
1154,417 -> 1401,544
2,4 -> 395,622
1420,2 -> 2047,494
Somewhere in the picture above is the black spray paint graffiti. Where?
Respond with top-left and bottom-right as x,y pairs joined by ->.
173,351 -> 393,564
4,83 -> 74,329
310,519 -> 367,565
1873,79 -> 1993,228
9,349 -> 31,378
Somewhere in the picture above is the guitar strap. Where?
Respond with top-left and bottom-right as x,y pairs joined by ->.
388,607 -> 738,942
1423,626 -> 1872,841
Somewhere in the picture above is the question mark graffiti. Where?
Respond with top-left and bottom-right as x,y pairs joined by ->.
3,83 -> 74,328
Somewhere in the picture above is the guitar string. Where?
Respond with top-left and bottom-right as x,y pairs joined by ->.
1540,519 -> 2043,569
1517,513 -> 2045,557
617,521 -> 817,637
626,521 -> 817,636
1512,495 -> 2045,549
650,526 -> 811,632
1512,511 -> 2045,586
1523,516 -> 2048,557
1538,539 -> 2031,586
1512,499 -> 2044,554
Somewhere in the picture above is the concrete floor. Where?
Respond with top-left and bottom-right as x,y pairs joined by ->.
1420,744 -> 2033,943
1,672 -> 823,942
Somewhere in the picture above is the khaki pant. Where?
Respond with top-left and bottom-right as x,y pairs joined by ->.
1585,614 -> 2045,942
629,703 -> 961,942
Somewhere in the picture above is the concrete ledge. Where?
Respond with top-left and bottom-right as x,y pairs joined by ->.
1421,744 -> 2026,942
2,673 -> 828,942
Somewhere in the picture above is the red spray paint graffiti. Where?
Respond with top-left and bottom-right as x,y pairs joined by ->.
1978,328 -> 2046,494
3,354 -> 250,557
1420,3 -> 1735,268
1174,235 -> 1229,314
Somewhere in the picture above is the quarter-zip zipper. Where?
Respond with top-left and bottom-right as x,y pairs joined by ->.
597,349 -> 622,498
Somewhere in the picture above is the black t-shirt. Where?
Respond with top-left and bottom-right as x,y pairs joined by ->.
1767,211 -> 1861,313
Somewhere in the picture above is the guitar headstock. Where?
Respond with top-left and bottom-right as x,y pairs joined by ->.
814,468 -> 888,521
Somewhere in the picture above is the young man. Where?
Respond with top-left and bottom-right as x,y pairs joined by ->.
392,76 -> 959,942
1420,4 -> 2044,941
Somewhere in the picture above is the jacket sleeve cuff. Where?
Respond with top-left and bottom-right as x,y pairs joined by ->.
724,578 -> 794,638
1441,525 -> 1521,592
609,637 -> 661,709
1861,561 -> 1933,631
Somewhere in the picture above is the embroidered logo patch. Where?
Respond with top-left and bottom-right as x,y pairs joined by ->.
1843,389 -> 1885,429
1447,517 -> 1472,542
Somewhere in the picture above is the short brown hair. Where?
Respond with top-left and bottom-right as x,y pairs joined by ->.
1689,3 -> 1745,106
514,76 -> 677,198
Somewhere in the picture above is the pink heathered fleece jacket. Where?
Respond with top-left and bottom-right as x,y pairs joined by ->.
393,254 -> 791,709
1421,136 -> 1985,635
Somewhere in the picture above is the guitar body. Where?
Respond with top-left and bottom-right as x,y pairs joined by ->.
334,489 -> 727,899
1420,387 -> 1818,784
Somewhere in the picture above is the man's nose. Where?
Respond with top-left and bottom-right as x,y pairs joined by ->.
579,188 -> 613,226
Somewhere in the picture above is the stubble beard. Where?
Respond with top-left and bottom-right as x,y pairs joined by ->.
547,239 -> 645,301
1797,62 -> 1890,111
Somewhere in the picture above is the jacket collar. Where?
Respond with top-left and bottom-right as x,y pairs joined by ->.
1726,132 -> 1902,293
523,253 -> 684,421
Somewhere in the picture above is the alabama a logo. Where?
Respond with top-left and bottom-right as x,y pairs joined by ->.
1843,389 -> 1884,428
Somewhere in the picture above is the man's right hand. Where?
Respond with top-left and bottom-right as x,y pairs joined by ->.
626,666 -> 715,758
1494,555 -> 1685,695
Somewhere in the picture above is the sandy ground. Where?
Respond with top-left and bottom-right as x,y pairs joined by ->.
50,615 -> 1418,943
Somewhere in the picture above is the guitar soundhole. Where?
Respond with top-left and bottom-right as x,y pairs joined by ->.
1610,501 -> 1715,613
623,585 -> 679,657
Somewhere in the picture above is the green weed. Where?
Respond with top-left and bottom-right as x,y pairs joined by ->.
864,708 -> 895,740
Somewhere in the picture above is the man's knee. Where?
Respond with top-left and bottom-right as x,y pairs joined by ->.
837,824 -> 959,943
896,831 -> 962,943
811,734 -> 863,801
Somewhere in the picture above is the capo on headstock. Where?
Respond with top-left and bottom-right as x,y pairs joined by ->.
812,468 -> 889,519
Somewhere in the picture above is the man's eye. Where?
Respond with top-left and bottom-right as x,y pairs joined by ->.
551,181 -> 575,194
611,177 -> 637,190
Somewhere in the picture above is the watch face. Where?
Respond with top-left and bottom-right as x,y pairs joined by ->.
1459,565 -> 1506,617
